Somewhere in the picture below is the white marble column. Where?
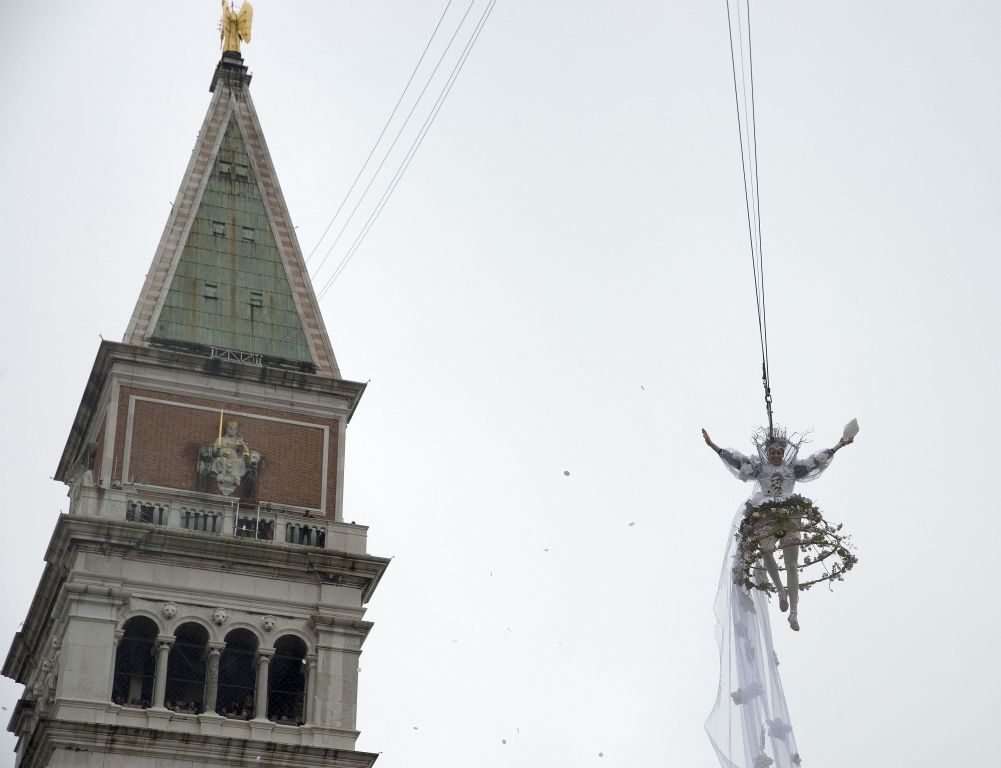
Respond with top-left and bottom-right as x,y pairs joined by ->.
109,630 -> 123,702
203,641 -> 225,714
253,649 -> 274,720
152,635 -> 175,708
304,654 -> 317,724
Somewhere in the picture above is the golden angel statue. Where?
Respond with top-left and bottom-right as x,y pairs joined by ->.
221,1 -> 254,54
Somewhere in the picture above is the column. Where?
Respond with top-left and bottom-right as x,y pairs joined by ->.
109,631 -> 123,703
304,654 -> 317,725
254,649 -> 274,720
203,642 -> 225,714
152,635 -> 174,708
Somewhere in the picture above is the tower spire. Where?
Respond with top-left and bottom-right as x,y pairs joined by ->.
124,41 -> 340,377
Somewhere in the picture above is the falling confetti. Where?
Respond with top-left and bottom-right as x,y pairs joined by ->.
543,548 -> 549,552
502,739 -> 507,745
563,470 -> 570,476
598,752 -> 604,758
627,521 -> 636,526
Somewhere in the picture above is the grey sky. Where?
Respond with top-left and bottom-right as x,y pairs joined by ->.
1,2 -> 999,765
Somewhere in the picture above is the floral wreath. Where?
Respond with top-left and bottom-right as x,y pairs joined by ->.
732,495 -> 858,593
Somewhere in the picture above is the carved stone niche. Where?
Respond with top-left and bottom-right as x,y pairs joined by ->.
196,419 -> 262,497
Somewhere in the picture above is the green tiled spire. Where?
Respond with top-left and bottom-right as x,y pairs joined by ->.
152,118 -> 311,363
126,54 -> 339,376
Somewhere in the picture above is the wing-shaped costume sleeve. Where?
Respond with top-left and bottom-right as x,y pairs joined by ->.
719,449 -> 762,482
792,448 -> 834,482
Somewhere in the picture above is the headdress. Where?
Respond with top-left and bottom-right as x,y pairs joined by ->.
750,424 -> 804,451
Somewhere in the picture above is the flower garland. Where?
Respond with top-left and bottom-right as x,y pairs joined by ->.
731,495 -> 858,593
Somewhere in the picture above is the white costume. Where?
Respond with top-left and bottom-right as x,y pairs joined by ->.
705,440 -> 836,768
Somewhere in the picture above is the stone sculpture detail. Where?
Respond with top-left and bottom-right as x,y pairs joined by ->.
161,602 -> 178,619
198,419 -> 261,497
211,607 -> 230,626
261,615 -> 277,632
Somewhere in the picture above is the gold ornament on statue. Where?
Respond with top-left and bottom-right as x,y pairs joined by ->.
220,1 -> 254,54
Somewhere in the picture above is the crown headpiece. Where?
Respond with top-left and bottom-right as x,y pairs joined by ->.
751,424 -> 796,450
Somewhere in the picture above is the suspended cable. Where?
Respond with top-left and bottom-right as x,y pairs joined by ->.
745,0 -> 771,403
317,0 -> 496,298
725,0 -> 773,437
305,1 -> 455,265
309,0 -> 479,285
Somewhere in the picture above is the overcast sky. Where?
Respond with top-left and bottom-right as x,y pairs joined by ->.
2,2 -> 999,766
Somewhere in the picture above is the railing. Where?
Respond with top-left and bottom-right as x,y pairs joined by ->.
123,488 -> 329,550
68,483 -> 367,554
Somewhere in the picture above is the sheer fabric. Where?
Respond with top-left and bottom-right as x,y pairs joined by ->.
706,445 -> 835,767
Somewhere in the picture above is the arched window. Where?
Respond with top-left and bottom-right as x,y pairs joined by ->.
217,629 -> 257,718
164,622 -> 208,713
112,616 -> 157,708
268,635 -> 307,725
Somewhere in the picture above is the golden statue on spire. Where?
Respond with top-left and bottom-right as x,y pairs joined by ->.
220,1 -> 254,54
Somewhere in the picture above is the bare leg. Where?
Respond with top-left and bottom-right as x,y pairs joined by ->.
782,536 -> 800,631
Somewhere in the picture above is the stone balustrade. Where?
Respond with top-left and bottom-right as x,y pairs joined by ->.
68,484 -> 368,555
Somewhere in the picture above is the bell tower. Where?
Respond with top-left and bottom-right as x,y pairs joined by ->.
3,48 -> 389,768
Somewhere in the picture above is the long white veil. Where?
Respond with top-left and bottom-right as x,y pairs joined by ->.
705,507 -> 801,768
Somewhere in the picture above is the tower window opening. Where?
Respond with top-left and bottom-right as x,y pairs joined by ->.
267,635 -> 307,726
241,227 -> 256,242
112,616 -> 158,708
204,282 -> 219,299
235,164 -> 250,180
218,161 -> 232,177
212,220 -> 226,237
257,519 -> 274,540
236,516 -> 257,538
217,629 -> 258,719
164,622 -> 209,714
249,291 -> 264,308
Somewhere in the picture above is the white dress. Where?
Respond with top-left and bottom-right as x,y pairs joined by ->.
705,444 -> 835,768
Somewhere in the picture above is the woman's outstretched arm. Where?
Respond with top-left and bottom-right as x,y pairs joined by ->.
702,428 -> 723,455
830,434 -> 855,454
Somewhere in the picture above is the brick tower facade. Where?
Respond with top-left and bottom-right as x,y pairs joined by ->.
3,52 -> 389,768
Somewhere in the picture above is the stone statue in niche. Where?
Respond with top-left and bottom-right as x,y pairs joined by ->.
195,444 -> 215,492
198,420 -> 261,497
